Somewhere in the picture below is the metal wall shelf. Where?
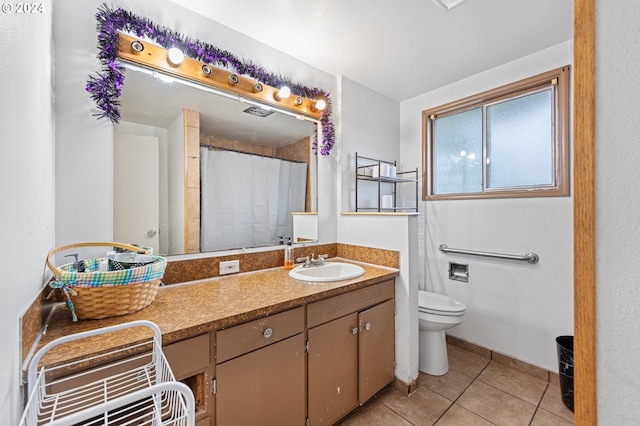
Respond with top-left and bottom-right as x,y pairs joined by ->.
355,153 -> 418,212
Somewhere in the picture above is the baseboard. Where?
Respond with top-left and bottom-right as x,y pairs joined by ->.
446,334 -> 559,383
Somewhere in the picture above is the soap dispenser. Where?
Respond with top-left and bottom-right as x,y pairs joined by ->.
284,238 -> 294,270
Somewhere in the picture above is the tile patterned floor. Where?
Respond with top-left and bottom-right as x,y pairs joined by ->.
339,344 -> 574,426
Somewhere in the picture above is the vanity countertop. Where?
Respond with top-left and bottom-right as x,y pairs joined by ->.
36,258 -> 398,369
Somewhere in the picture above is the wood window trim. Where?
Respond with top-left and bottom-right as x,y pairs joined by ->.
422,66 -> 570,201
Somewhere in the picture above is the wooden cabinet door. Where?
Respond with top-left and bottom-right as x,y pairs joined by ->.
358,299 -> 395,405
308,313 -> 359,426
216,334 -> 306,426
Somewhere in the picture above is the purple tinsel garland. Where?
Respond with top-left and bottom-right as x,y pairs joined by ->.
85,3 -> 335,155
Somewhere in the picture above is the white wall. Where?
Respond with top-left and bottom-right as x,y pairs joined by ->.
338,215 -> 420,385
339,77 -> 400,212
400,41 -> 574,371
54,0 -> 115,246
336,77 -> 419,384
54,0 -> 338,249
595,1 -> 640,422
0,8 -> 55,425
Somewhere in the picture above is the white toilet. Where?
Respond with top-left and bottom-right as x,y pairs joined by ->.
418,290 -> 467,376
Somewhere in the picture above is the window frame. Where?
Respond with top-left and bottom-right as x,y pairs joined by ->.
422,66 -> 570,200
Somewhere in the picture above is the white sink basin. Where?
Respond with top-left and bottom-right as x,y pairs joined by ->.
288,262 -> 365,282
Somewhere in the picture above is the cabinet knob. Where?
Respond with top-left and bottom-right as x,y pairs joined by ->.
365,322 -> 371,331
352,327 -> 359,335
263,328 -> 273,339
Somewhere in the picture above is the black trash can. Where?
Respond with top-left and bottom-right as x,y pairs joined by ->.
556,335 -> 574,412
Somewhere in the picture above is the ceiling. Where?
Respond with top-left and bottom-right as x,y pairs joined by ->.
167,0 -> 573,102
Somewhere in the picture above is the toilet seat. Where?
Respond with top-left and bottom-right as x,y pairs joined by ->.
419,291 -> 466,316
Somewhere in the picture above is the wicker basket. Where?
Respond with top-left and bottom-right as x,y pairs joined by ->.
47,242 -> 167,321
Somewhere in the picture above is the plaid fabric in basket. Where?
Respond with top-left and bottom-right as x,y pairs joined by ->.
48,256 -> 167,322
53,256 -> 166,287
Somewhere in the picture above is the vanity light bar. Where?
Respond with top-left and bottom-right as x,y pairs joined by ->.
117,33 -> 325,120
121,61 -> 315,123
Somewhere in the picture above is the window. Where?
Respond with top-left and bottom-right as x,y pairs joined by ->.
423,66 -> 570,200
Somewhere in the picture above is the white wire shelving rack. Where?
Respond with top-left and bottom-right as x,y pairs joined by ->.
20,320 -> 195,426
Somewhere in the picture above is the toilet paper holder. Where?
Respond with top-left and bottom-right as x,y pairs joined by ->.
449,262 -> 469,282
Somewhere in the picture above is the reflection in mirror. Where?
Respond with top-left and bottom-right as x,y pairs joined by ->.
114,65 -> 318,255
292,213 -> 319,244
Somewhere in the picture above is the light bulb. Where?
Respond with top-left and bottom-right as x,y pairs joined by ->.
314,99 -> 327,111
275,86 -> 291,100
167,48 -> 184,66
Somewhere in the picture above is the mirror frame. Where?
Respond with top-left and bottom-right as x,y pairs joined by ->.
85,3 -> 336,155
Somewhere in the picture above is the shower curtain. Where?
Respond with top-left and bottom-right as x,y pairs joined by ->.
200,148 -> 307,251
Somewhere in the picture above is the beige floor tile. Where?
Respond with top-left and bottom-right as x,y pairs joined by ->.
435,404 -> 494,425
447,344 -> 491,378
338,401 -> 413,426
344,345 -> 572,426
530,408 -> 574,425
457,381 -> 536,426
419,369 -> 474,401
477,361 -> 548,405
539,383 -> 574,423
378,382 -> 452,425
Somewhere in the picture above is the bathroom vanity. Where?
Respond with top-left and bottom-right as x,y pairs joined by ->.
32,259 -> 398,426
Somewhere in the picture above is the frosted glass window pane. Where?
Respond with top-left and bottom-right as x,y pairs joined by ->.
433,107 -> 483,194
486,89 -> 554,189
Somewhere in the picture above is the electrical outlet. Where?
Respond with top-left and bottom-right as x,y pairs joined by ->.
219,260 -> 240,275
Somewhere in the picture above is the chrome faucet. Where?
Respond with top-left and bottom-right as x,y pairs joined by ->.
296,254 -> 329,267
310,254 -> 328,265
295,255 -> 312,267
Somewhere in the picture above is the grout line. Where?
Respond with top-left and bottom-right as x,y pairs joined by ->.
475,374 -> 541,407
429,360 -> 496,425
528,382 -> 550,425
374,391 -> 417,426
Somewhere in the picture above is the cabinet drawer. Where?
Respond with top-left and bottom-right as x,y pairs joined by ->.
307,280 -> 395,328
216,307 -> 304,364
163,333 -> 210,380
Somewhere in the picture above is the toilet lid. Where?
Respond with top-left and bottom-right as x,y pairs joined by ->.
419,291 -> 466,314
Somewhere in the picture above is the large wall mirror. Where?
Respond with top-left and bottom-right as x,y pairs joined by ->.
114,63 -> 319,255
